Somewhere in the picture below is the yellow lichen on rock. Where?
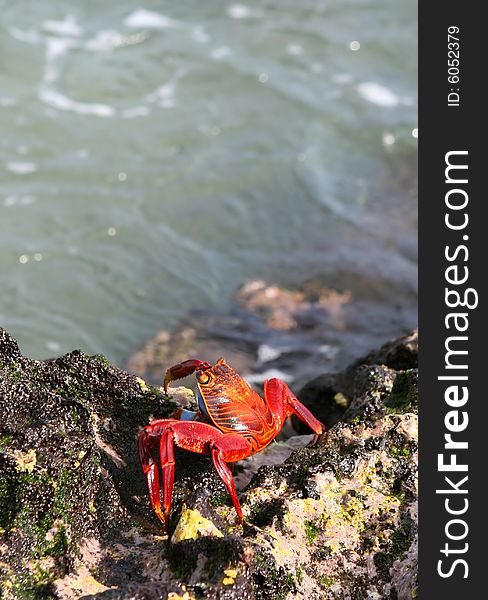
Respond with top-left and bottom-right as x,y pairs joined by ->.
282,497 -> 321,534
266,455 -> 404,563
224,568 -> 237,578
13,448 -> 37,473
0,562 -> 14,600
222,568 -> 237,585
312,458 -> 402,555
243,478 -> 286,513
171,506 -> 224,544
267,528 -> 296,565
164,386 -> 201,413
74,449 -> 87,468
167,592 -> 195,600
135,377 -> 149,391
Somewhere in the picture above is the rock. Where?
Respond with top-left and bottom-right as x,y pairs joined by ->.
233,435 -> 314,490
244,413 -> 418,599
235,280 -> 353,333
293,373 -> 349,433
295,330 -> 418,430
349,329 -> 418,373
0,328 -> 184,597
1,327 -> 417,599
126,280 -> 417,392
171,506 -> 224,544
126,325 -> 256,390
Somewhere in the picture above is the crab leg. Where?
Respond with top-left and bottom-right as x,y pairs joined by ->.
138,428 -> 166,525
211,434 -> 253,524
160,429 -> 175,525
264,378 -> 326,439
138,419 -> 252,529
163,358 -> 211,393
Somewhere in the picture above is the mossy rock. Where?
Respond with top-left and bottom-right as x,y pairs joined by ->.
0,328 -> 175,595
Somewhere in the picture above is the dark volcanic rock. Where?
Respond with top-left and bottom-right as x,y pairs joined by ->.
349,330 -> 418,373
295,330 -> 418,431
0,328 -> 183,597
1,328 -> 417,599
293,372 -> 348,433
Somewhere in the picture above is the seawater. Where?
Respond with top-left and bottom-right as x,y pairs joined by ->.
0,1 -> 417,365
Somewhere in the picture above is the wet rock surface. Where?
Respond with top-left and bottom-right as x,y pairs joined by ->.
127,279 -> 416,392
1,327 -> 418,599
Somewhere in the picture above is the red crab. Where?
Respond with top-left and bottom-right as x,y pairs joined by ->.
138,358 -> 326,530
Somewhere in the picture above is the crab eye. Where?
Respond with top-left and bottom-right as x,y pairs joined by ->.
198,372 -> 212,385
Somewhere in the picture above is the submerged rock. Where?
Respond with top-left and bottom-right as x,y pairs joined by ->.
1,328 -> 417,599
126,279 -> 416,392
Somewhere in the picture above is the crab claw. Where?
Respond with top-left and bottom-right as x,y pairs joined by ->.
163,359 -> 211,393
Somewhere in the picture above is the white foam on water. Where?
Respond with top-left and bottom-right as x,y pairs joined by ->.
244,369 -> 293,384
6,162 -> 38,175
257,344 -> 288,363
121,106 -> 150,118
286,43 -> 304,56
146,82 -> 176,108
9,27 -> 41,44
211,46 -> 231,60
150,83 -> 174,100
85,30 -> 125,51
159,98 -> 175,109
124,9 -> 177,30
3,195 -> 36,207
192,25 -> 210,44
39,88 -> 116,118
45,37 -> 79,59
145,67 -> 189,109
46,341 -> 61,352
44,37 -> 79,83
43,16 -> 83,37
85,30 -> 150,51
228,4 -> 251,19
357,82 -> 399,107
317,345 -> 339,359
